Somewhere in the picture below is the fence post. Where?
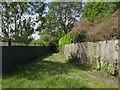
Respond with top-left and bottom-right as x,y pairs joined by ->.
8,39 -> 11,47
34,42 -> 36,46
8,38 -> 11,72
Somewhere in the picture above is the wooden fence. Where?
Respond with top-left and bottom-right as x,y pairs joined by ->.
2,46 -> 51,73
64,40 -> 120,64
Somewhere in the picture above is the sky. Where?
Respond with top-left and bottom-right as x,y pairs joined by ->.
45,0 -> 53,3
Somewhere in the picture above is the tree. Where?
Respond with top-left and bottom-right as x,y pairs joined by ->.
1,2 -> 46,44
82,2 -> 118,22
1,2 -> 28,41
38,2 -> 82,37
34,34 -> 57,46
15,17 -> 34,46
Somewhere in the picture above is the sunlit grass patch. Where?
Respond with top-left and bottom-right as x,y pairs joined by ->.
0,78 -> 2,89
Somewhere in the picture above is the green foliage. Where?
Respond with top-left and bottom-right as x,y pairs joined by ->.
1,2 -> 46,42
1,2 -> 28,41
59,45 -> 64,54
3,53 -> 117,88
15,18 -> 34,45
38,35 -> 51,46
92,58 -> 98,70
68,52 -> 80,63
92,56 -> 101,71
75,29 -> 89,42
82,2 -> 118,22
102,59 -> 110,76
59,32 -> 76,46
102,58 -> 118,76
116,42 -> 120,47
92,57 -> 118,76
58,32 -> 77,55
107,59 -> 118,76
35,34 -> 58,46
40,2 -> 82,36
17,32 -> 33,46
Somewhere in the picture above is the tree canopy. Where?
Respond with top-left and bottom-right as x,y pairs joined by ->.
1,2 -> 46,45
37,2 -> 82,38
82,2 -> 119,22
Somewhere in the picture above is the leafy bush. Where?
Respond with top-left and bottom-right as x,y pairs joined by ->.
107,59 -> 118,76
16,32 -> 33,46
34,34 -> 58,46
59,32 -> 76,45
102,59 -> 110,76
92,57 -> 98,70
116,42 -> 120,47
75,29 -> 89,42
68,52 -> 80,63
92,57 -> 118,76
92,57 -> 101,70
72,9 -> 119,42
59,45 -> 64,54
38,35 -> 50,46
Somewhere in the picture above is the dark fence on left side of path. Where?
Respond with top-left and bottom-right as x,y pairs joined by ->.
2,46 -> 51,73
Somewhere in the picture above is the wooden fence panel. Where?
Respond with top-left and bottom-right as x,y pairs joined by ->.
2,46 -> 51,73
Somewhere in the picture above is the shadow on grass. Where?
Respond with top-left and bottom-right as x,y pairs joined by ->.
3,53 -> 73,80
65,52 -> 92,71
66,61 -> 92,71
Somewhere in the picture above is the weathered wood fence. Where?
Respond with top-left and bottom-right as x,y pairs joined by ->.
2,46 -> 51,73
64,40 -> 120,64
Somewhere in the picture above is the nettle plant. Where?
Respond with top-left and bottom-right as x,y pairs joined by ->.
115,42 -> 120,51
102,58 -> 110,76
92,57 -> 98,70
116,42 -> 120,47
92,57 -> 118,76
68,52 -> 80,63
92,57 -> 101,70
102,58 -> 118,76
107,59 -> 118,76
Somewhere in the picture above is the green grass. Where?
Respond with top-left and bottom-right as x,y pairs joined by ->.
0,77 -> 2,89
2,53 -> 118,88
67,60 -> 118,82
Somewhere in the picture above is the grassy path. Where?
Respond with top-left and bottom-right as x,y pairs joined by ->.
2,53 -> 118,88
55,53 -> 118,85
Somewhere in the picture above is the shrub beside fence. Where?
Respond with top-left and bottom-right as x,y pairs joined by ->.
2,46 -> 51,73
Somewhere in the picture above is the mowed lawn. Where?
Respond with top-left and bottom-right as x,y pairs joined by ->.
2,53 -> 118,88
